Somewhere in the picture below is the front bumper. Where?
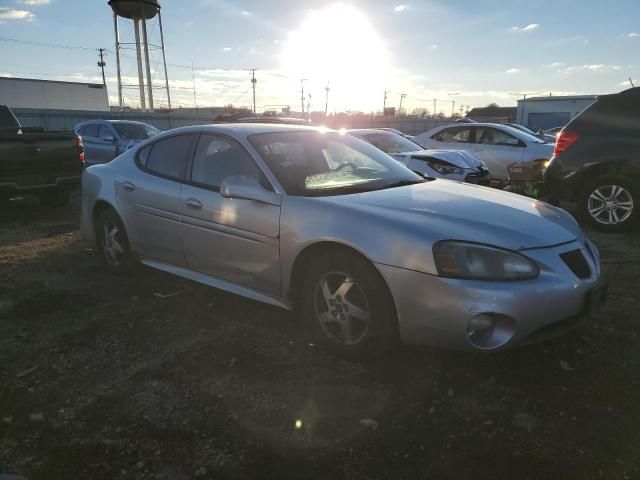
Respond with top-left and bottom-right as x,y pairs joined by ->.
376,238 -> 601,351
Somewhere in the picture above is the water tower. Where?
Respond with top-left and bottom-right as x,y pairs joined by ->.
109,0 -> 171,110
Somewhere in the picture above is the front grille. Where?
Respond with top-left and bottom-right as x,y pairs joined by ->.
560,249 -> 591,279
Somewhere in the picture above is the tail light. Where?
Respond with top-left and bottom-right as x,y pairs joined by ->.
76,134 -> 85,163
553,129 -> 580,157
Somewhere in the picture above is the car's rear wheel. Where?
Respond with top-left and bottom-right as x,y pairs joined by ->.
301,250 -> 397,359
581,175 -> 638,233
37,190 -> 70,208
95,208 -> 133,274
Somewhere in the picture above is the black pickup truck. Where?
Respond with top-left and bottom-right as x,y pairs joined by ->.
0,105 -> 84,207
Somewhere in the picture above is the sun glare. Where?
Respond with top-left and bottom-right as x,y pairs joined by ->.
281,3 -> 390,112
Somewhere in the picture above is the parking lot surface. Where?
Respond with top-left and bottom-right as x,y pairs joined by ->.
1,195 -> 639,480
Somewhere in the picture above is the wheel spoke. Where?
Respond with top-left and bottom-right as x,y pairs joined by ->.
111,239 -> 124,253
608,209 -> 614,224
589,206 -> 606,217
344,299 -> 367,321
609,185 -> 620,199
611,209 -> 620,223
339,316 -> 353,345
334,278 -> 354,298
318,311 -> 337,325
108,226 -> 119,240
320,280 -> 333,306
591,189 -> 608,202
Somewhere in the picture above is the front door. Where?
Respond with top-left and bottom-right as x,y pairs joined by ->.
468,126 -> 525,179
180,134 -> 281,295
117,133 -> 196,266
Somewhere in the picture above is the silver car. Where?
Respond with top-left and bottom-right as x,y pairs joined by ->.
347,129 -> 492,185
75,120 -> 160,167
80,124 -> 606,356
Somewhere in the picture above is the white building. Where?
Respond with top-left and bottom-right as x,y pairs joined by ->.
0,77 -> 109,111
516,95 -> 598,130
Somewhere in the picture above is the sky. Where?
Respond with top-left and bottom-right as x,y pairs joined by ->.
0,0 -> 638,113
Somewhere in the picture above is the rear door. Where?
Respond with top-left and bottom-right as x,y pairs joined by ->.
468,126 -> 525,179
180,133 -> 281,295
118,133 -> 196,266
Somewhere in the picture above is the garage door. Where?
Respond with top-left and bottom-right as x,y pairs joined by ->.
527,112 -> 571,130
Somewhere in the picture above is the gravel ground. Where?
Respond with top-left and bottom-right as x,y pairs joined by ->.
1,194 -> 639,480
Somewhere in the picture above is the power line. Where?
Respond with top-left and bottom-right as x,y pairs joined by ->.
0,35 -> 99,52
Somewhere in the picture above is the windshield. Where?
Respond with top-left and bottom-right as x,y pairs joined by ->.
114,123 -> 160,140
502,125 -> 545,144
249,131 -> 423,196
358,131 -> 424,154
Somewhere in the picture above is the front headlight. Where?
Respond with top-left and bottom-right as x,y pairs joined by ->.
428,162 -> 464,175
433,241 -> 539,280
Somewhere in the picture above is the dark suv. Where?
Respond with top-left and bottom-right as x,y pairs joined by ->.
544,87 -> 640,232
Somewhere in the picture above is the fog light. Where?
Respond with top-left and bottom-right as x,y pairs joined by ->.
467,314 -> 517,350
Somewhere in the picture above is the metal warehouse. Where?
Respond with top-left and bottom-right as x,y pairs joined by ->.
516,94 -> 598,130
0,77 -> 109,111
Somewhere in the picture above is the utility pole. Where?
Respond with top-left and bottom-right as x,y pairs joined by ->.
383,90 -> 388,112
307,93 -> 312,118
630,77 -> 636,88
433,99 -> 437,116
97,48 -> 107,89
324,84 -> 330,116
251,69 -> 257,114
451,100 -> 455,118
398,93 -> 406,115
300,79 -> 306,115
191,60 -> 197,108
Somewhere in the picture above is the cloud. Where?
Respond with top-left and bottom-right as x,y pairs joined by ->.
627,32 -> 640,38
394,5 -> 408,12
20,0 -> 50,5
583,64 -> 604,70
241,10 -> 251,15
510,23 -> 540,32
222,47 -> 232,52
506,68 -> 521,74
429,44 -> 438,50
543,62 -> 564,68
0,8 -> 35,20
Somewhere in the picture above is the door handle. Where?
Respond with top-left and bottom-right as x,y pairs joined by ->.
123,181 -> 135,192
186,198 -> 202,210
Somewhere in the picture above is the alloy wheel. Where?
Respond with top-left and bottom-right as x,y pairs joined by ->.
102,221 -> 125,267
313,271 -> 370,345
587,184 -> 634,225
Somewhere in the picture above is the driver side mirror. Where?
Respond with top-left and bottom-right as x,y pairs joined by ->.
220,175 -> 282,206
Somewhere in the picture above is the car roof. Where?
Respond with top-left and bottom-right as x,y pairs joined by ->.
155,123 -> 331,137
76,120 -> 155,127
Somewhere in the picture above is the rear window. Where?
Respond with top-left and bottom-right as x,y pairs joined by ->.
571,93 -> 640,134
114,123 -> 160,140
144,135 -> 194,180
82,124 -> 100,138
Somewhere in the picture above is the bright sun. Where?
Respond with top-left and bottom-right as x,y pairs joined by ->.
281,3 -> 390,112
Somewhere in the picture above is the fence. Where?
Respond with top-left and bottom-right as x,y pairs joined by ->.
13,108 -> 449,136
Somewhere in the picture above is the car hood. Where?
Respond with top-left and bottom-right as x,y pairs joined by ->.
394,149 -> 484,169
321,180 -> 581,250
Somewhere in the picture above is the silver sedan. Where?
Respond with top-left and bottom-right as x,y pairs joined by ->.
80,124 -> 606,357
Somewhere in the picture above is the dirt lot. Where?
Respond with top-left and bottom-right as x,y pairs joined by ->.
1,194 -> 639,480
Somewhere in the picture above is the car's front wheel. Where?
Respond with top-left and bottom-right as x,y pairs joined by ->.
581,175 -> 638,233
301,250 -> 397,358
95,209 -> 133,274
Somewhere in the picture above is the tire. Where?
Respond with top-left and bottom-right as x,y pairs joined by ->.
301,250 -> 398,359
580,175 -> 639,233
95,208 -> 134,274
37,190 -> 70,208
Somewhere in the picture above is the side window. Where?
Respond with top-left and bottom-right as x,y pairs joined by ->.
137,144 -> 152,167
476,127 -> 520,146
145,135 -> 193,180
437,127 -> 471,143
83,123 -> 100,138
191,134 -> 268,190
98,125 -> 113,140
